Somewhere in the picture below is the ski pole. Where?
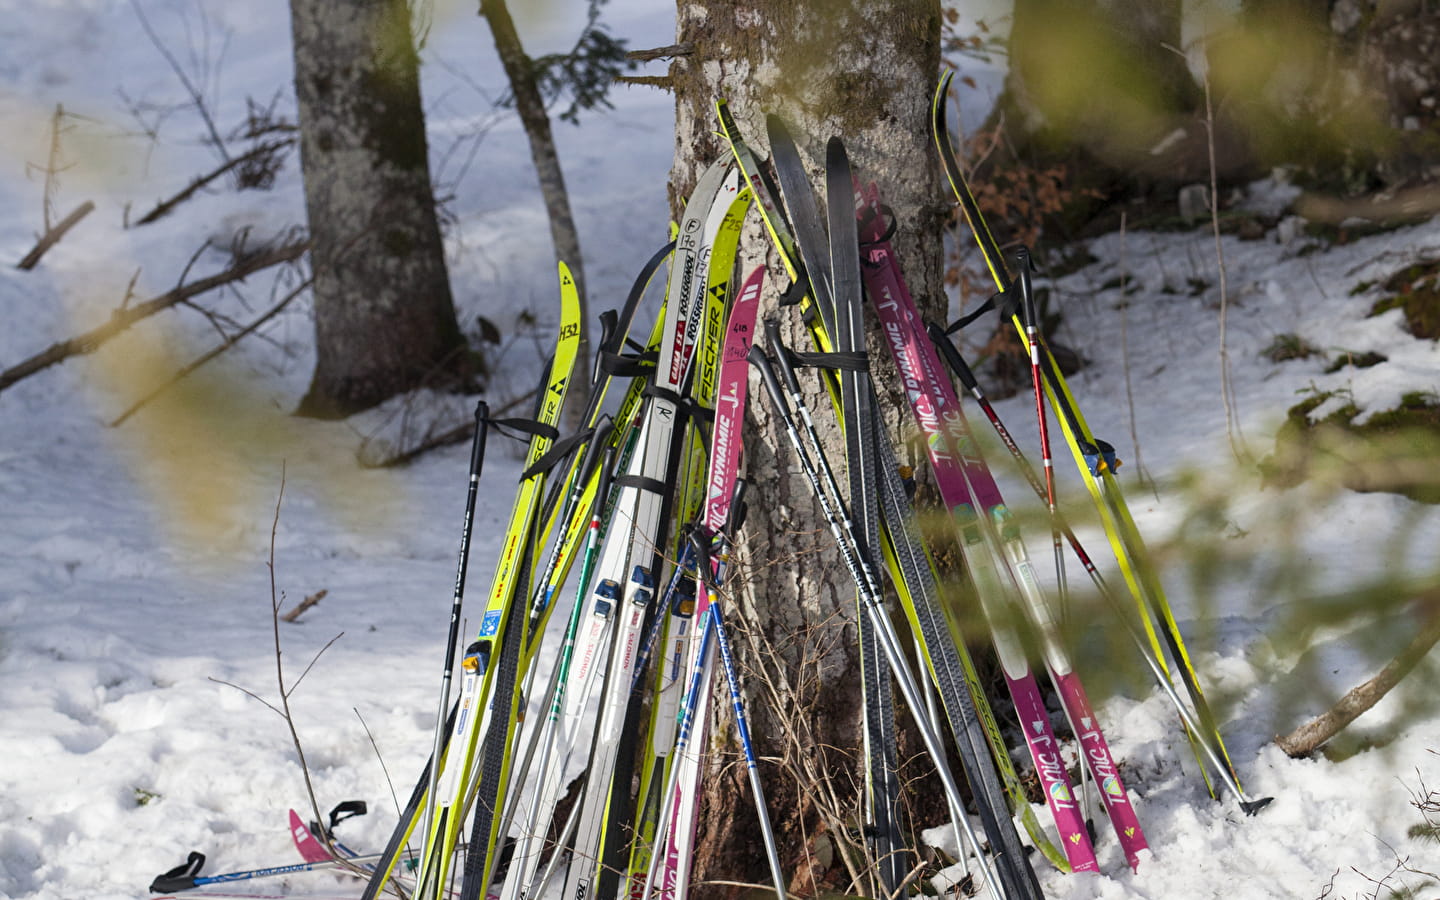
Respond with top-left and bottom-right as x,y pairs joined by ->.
928,324 -> 1272,814
421,400 -> 491,862
151,850 -> 383,894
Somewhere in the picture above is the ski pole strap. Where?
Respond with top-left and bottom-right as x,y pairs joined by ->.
326,800 -> 367,833
857,203 -> 898,251
150,851 -> 206,893
790,349 -> 868,372
519,426 -> 593,481
945,285 -> 1023,333
725,479 -> 749,536
485,415 -> 561,443
1079,439 -> 1122,476
597,347 -> 658,378
613,474 -> 670,496
778,254 -> 813,307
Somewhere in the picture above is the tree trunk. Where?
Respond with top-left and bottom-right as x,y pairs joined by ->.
1000,0 -> 1197,171
290,0 -> 469,419
668,2 -> 943,894
479,0 -> 592,427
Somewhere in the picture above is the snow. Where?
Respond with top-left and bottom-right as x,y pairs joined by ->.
2,2 -> 1440,900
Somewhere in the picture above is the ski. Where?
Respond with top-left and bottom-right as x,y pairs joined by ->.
561,160 -> 740,900
394,263 -> 581,900
627,169 -> 753,896
766,117 -> 909,891
860,183 -> 1153,871
931,69 -> 1268,814
644,266 -> 768,900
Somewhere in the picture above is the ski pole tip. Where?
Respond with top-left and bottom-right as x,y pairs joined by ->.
1240,796 -> 1274,816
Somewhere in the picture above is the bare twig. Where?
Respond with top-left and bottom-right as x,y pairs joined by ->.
258,468 -> 365,872
279,588 -> 328,623
354,708 -> 404,818
208,676 -> 284,717
1117,213 -> 1155,494
625,43 -> 693,61
1200,48 -> 1248,463
109,275 -> 312,426
129,0 -> 231,165
133,140 -> 294,226
286,631 -> 344,698
0,240 -> 308,394
359,386 -> 537,468
16,201 -> 95,270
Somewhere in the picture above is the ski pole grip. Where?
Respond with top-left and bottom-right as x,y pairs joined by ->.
1015,247 -> 1038,331
761,319 -> 804,397
594,309 -> 618,384
746,346 -> 789,417
150,851 -> 205,893
725,480 -> 749,536
575,417 -> 613,489
926,321 -> 979,391
470,401 -> 490,478
594,445 -> 618,514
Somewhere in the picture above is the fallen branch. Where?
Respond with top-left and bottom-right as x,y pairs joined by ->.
108,275 -> 313,426
281,589 -> 328,623
360,386 -> 537,469
1277,589 -> 1440,758
0,240 -> 308,395
133,140 -> 294,226
16,201 -> 95,270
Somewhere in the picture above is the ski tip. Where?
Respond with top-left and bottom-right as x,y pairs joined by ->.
1240,796 -> 1275,816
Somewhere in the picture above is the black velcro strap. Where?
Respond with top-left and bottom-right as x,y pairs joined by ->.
791,349 -> 868,371
519,427 -> 592,481
614,474 -> 670,495
779,276 -> 809,307
683,400 -> 714,452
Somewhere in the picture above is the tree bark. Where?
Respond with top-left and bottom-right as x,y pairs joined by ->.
479,0 -> 592,426
290,0 -> 469,419
668,2 -> 943,894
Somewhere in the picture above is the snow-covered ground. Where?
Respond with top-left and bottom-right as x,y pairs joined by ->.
2,2 -> 1439,900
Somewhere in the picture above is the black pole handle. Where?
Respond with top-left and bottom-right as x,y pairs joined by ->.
149,851 -> 205,893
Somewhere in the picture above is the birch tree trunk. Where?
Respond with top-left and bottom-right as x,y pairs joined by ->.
667,2 -> 944,893
290,0 -> 468,419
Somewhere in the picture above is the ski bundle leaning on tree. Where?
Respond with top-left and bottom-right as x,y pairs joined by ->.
153,73 -> 1273,900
